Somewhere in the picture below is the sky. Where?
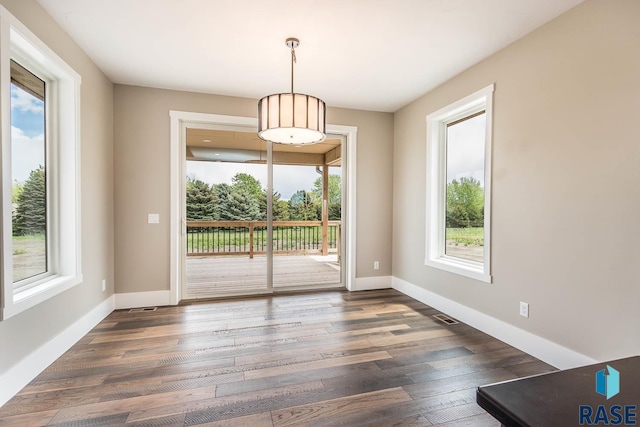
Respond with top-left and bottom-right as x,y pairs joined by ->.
446,113 -> 486,187
11,83 -> 45,184
187,160 -> 341,200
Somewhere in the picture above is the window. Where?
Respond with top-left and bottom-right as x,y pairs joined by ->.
1,6 -> 82,320
425,84 -> 493,283
11,60 -> 49,285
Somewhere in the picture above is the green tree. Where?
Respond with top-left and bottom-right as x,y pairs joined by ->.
213,183 -> 233,221
328,203 -> 341,221
311,174 -> 341,221
274,199 -> 291,221
446,177 -> 484,228
290,190 -> 318,221
289,190 -> 305,206
258,189 -> 267,220
257,189 -> 291,221
12,181 -> 23,205
186,178 -> 218,220
214,173 -> 263,221
231,173 -> 262,199
311,174 -> 341,204
213,183 -> 232,201
225,188 -> 261,221
13,166 -> 46,235
11,181 -> 24,220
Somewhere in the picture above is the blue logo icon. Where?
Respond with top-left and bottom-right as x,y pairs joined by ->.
596,365 -> 620,400
579,364 -> 635,425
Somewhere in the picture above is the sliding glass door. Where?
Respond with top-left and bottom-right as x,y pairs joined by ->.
182,127 -> 344,299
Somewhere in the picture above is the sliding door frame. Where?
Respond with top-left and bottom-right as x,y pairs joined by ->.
169,111 -> 357,303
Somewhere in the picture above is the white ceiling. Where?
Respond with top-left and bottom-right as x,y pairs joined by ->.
37,0 -> 583,113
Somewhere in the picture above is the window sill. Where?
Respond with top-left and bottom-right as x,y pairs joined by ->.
2,274 -> 83,319
425,255 -> 491,283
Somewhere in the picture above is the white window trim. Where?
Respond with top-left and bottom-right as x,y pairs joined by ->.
0,6 -> 82,320
425,84 -> 493,283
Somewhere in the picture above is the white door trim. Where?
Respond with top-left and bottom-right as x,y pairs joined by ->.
169,111 -> 358,302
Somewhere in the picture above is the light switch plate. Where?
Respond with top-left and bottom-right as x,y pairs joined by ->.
520,302 -> 529,318
148,213 -> 159,224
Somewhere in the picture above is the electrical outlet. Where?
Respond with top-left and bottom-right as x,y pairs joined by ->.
148,213 -> 159,224
520,301 -> 529,318
101,279 -> 106,292
374,261 -> 380,270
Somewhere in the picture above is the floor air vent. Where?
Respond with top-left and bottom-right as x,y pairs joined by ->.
433,313 -> 459,325
128,307 -> 158,313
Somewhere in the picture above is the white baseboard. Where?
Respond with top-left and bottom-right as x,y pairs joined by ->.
114,290 -> 172,310
354,275 -> 392,291
392,277 -> 597,370
0,295 -> 115,407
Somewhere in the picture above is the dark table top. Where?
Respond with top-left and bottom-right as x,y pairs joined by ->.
476,355 -> 639,427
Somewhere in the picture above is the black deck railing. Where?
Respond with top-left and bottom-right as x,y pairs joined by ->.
186,221 -> 341,259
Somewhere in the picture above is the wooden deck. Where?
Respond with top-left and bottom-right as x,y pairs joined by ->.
185,254 -> 341,298
0,289 -> 556,426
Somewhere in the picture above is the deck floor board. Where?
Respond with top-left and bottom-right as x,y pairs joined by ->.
185,255 -> 341,298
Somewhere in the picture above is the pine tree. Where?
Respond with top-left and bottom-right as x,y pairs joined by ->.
258,189 -> 287,220
224,188 -> 260,221
214,183 -> 233,221
186,178 -> 218,220
289,190 -> 318,221
13,166 -> 46,235
274,199 -> 291,221
231,173 -> 262,199
328,202 -> 341,220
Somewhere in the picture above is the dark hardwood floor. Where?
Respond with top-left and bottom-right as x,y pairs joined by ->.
0,289 -> 555,426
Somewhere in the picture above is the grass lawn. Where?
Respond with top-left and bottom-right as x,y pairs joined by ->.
446,227 -> 484,246
12,234 -> 46,254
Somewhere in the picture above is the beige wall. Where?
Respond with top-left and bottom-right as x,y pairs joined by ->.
113,86 -> 393,294
393,0 -> 640,361
0,0 -> 114,376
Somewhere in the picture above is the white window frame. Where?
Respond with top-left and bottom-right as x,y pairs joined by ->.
9,59 -> 52,290
425,84 -> 493,283
0,5 -> 82,320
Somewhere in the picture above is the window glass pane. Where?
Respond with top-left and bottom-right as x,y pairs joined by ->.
11,60 -> 47,283
445,111 -> 485,262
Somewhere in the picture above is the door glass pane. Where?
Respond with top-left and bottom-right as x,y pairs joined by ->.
272,138 -> 342,289
445,112 -> 485,262
184,129 -> 268,297
11,60 -> 47,283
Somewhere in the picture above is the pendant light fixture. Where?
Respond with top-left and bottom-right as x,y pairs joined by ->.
258,38 -> 326,145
